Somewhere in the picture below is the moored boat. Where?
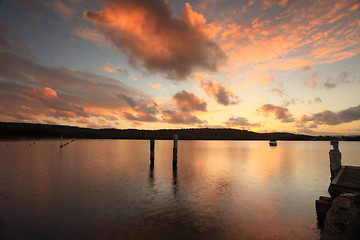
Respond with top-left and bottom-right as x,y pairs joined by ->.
269,139 -> 277,146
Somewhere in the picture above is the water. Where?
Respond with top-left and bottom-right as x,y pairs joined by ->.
0,140 -> 359,239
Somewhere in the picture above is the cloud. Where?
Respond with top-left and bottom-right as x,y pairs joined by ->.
253,72 -> 274,85
297,105 -> 360,126
217,0 -> 360,73
74,26 -> 108,46
263,0 -> 289,9
101,62 -> 116,73
76,117 -> 90,124
0,49 -> 159,125
84,0 -> 226,80
199,79 -> 239,105
121,111 -> 158,124
12,0 -> 49,16
147,81 -> 164,90
257,104 -> 294,122
53,0 -> 75,21
324,71 -> 350,89
23,87 -> 58,100
224,116 -> 261,128
305,72 -> 320,88
271,88 -> 285,97
118,67 -> 129,76
304,71 -> 353,89
173,90 -> 207,112
0,23 -> 37,59
0,24 -> 10,48
161,110 -> 207,124
308,97 -> 322,104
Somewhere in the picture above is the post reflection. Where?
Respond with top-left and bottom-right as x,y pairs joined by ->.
172,164 -> 178,197
149,162 -> 154,188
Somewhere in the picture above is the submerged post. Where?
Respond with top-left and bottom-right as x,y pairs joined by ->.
173,134 -> 178,167
329,139 -> 341,180
150,139 -> 155,164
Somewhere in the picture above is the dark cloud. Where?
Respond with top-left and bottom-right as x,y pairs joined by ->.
314,97 -> 322,103
117,67 -> 129,76
0,24 -> 10,47
84,0 -> 226,80
324,71 -> 350,89
324,80 -> 336,89
308,97 -> 322,104
0,24 -> 38,59
0,49 -> 159,125
122,112 -> 158,124
281,98 -> 296,107
257,104 -> 294,122
173,90 -> 207,112
161,110 -> 207,124
224,116 -> 261,128
298,105 -> 360,126
13,0 -> 49,16
199,79 -> 239,106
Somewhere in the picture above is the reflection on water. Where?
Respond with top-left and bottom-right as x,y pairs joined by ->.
0,140 -> 359,239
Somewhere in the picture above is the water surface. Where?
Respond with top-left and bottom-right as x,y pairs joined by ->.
0,140 -> 359,239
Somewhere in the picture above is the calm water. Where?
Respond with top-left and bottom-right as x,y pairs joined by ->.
0,140 -> 359,239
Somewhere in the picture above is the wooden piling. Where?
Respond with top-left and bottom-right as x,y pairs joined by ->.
173,134 -> 178,167
329,139 -> 341,180
150,139 -> 155,164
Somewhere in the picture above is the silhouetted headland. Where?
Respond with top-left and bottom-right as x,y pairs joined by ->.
0,122 -> 359,141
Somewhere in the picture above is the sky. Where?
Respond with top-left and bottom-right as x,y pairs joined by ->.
0,0 -> 359,135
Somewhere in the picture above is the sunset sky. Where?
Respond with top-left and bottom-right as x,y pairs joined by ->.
0,0 -> 359,135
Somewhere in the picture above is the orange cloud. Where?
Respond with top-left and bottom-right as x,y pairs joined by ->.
199,79 -> 239,106
84,0 -> 225,80
162,110 -> 207,125
252,72 -> 274,85
147,82 -> 164,90
257,104 -> 294,122
173,90 -> 207,112
76,117 -> 90,124
24,87 -> 58,100
0,49 -> 160,125
217,0 -> 360,72
101,63 -> 116,73
305,72 -> 320,88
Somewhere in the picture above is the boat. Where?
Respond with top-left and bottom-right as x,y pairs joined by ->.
269,139 -> 277,146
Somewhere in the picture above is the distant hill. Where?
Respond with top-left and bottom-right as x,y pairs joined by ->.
0,122 -> 359,141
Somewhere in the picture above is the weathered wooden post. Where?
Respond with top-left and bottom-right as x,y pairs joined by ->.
329,139 -> 341,180
173,134 -> 178,167
150,139 -> 155,165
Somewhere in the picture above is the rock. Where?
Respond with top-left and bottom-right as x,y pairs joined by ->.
321,193 -> 360,240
